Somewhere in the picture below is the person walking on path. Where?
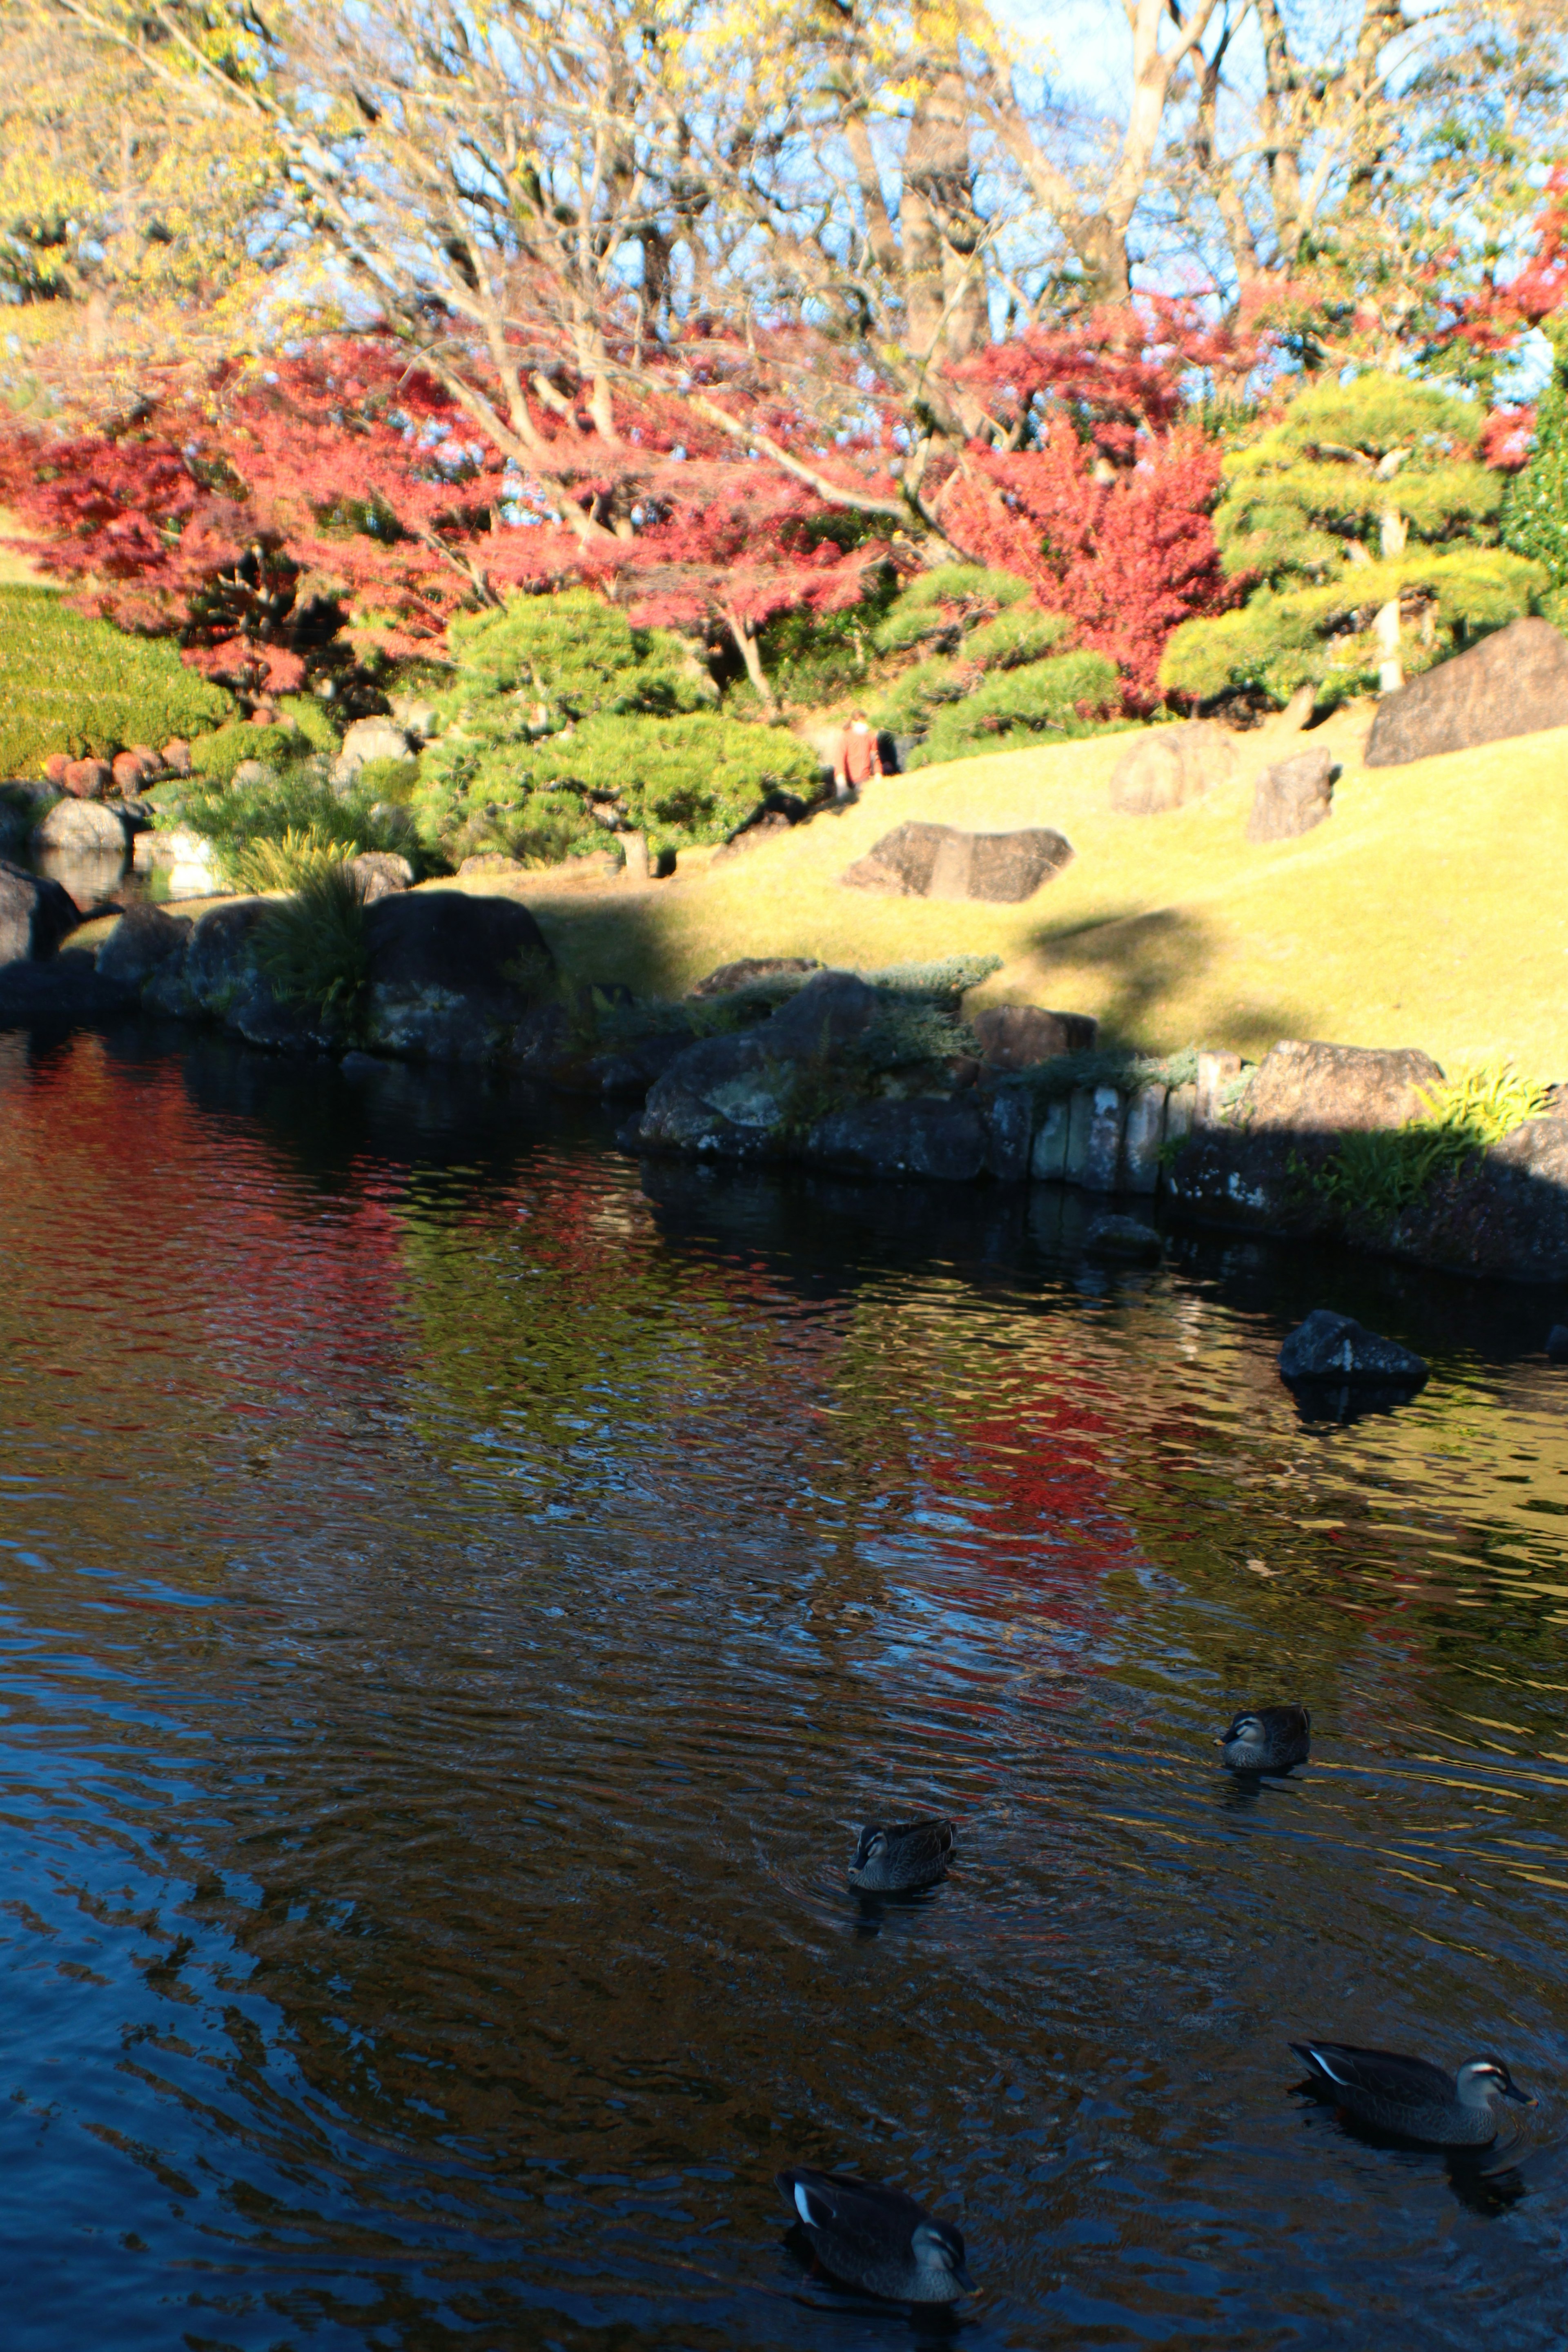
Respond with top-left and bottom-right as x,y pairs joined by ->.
829,710 -> 884,802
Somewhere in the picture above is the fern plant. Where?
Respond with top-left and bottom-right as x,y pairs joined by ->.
1306,1063 -> 1552,1227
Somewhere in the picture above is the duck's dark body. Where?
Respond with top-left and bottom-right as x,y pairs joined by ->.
1220,1704 -> 1311,1772
775,2167 -> 971,2303
1291,2042 -> 1532,2147
847,1816 -> 953,1892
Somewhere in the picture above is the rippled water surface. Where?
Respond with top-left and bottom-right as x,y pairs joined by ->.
4,1027 -> 1568,2349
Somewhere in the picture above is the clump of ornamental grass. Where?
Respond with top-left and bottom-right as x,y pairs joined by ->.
229,826 -> 347,893
253,864 -> 372,1025
1306,1062 -> 1552,1227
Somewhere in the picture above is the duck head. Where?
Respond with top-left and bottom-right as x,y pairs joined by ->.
848,1826 -> 886,1882
912,2217 -> 973,2294
1457,2056 -> 1535,2110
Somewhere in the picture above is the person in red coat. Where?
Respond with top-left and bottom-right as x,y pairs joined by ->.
828,710 -> 884,801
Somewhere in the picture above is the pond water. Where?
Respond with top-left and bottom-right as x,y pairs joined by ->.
3,1025 -> 1568,2350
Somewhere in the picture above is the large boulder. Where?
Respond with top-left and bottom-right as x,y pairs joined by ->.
1385,1113 -> 1568,1283
1246,745 -> 1334,843
167,899 -> 272,1017
32,798 -> 128,855
1109,722 -> 1236,815
96,904 -> 192,992
840,822 -> 1072,902
0,946 -> 136,1026
972,1004 -> 1098,1070
1236,1040 -> 1446,1133
362,889 -> 556,1060
0,858 -> 80,966
334,717 -> 413,784
806,1095 -> 998,1184
1365,617 -> 1568,767
688,956 -> 822,999
347,850 -> 414,904
634,970 -> 882,1158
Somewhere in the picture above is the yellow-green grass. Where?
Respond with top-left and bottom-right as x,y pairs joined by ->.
417,701 -> 1568,1077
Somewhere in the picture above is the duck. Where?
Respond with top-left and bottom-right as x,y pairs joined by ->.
847,1816 -> 953,1893
1218,1704 -> 1310,1772
775,2167 -> 973,2303
1291,2042 -> 1535,2147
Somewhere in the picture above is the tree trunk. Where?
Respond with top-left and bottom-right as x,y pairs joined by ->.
724,606 -> 779,715
1374,597 -> 1403,694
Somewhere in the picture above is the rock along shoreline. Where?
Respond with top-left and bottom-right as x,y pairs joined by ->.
4,867 -> 1568,1290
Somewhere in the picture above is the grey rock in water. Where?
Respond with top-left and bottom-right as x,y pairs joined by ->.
1247,746 -> 1334,843
0,857 -> 80,966
96,904 -> 191,991
1279,1310 -> 1428,1388
841,820 -> 1073,902
32,797 -> 129,855
1109,720 -> 1236,815
1086,1213 -> 1162,1261
1365,617 -> 1568,767
971,1003 -> 1098,1069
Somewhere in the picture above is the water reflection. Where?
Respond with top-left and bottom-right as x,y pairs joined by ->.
1,1029 -> 1567,2348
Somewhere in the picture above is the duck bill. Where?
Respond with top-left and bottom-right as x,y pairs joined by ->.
1503,2084 -> 1536,2106
952,2263 -> 976,2293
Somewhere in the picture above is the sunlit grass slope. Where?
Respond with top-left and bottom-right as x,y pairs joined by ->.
443,699 -> 1568,1077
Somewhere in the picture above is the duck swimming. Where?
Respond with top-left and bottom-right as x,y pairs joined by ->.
1291,2042 -> 1534,2147
847,1816 -> 953,1893
776,2167 -> 973,2303
1218,1704 -> 1310,1772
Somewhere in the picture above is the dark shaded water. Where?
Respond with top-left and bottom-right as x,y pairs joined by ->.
4,1026 -> 1568,2349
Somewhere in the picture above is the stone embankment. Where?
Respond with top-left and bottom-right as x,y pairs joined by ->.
5,872 -> 1568,1285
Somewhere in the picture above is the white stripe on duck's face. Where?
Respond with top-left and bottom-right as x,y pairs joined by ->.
794,2180 -> 829,2228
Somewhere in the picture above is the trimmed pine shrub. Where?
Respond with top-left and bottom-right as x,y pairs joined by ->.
1163,373 -> 1544,708
188,722 -> 305,785
0,587 -> 231,774
909,650 -> 1121,766
418,589 -> 815,860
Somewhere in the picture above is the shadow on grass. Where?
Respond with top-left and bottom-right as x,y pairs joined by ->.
521,886 -> 707,998
1022,904 -> 1309,1056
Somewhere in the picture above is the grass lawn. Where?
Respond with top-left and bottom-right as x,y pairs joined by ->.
427,700 -> 1568,1078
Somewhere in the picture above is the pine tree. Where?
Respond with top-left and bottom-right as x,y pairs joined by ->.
1502,341 -> 1568,615
1162,374 -> 1544,708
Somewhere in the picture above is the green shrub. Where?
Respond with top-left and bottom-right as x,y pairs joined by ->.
188,722 -> 305,785
167,771 -> 410,880
355,755 -> 421,803
0,587 -> 232,774
254,866 -> 371,1025
964,608 -> 1075,668
872,656 -> 970,738
871,564 -> 1031,654
1162,373 -> 1544,709
1503,352 -> 1568,590
1303,1063 -> 1552,1228
276,694 -> 339,754
419,599 -> 820,862
909,650 -> 1121,765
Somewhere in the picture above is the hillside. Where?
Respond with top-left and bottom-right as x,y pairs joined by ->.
460,703 -> 1568,1078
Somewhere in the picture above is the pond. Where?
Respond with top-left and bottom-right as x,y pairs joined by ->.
2,1025 -> 1566,2350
